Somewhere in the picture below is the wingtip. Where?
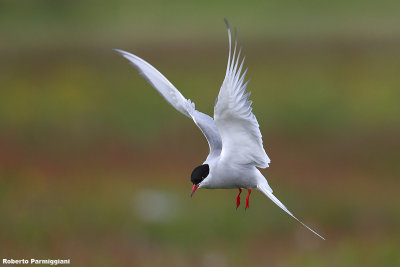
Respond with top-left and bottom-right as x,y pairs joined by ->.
112,48 -> 124,55
113,49 -> 134,61
224,18 -> 231,31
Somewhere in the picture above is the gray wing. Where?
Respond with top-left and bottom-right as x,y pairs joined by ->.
114,49 -> 222,159
185,100 -> 222,161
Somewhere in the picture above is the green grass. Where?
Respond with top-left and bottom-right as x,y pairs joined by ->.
1,172 -> 399,266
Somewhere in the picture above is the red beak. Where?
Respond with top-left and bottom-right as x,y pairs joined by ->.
190,184 -> 199,197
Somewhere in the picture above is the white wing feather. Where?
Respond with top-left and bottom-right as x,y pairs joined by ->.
114,49 -> 190,117
214,20 -> 270,168
114,49 -> 222,159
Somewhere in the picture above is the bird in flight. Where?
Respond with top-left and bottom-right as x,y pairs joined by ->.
114,20 -> 325,240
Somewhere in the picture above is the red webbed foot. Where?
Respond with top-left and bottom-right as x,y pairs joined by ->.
245,189 -> 251,210
236,188 -> 242,209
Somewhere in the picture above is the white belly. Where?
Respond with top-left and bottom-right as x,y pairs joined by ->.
200,160 -> 260,189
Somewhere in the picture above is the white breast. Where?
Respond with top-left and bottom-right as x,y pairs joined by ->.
200,159 -> 260,189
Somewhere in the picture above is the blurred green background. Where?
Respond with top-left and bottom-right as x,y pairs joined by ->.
1,1 -> 400,266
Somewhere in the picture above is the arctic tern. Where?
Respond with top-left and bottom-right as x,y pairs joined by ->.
114,20 -> 325,240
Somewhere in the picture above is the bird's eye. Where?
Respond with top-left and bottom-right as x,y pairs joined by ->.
190,164 -> 209,185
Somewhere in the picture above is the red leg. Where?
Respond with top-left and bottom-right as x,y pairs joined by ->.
245,189 -> 252,209
236,188 -> 242,209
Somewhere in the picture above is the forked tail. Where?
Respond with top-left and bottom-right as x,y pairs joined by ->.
257,183 -> 325,240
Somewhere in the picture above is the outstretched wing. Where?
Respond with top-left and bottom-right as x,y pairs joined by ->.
114,49 -> 222,160
214,20 -> 270,168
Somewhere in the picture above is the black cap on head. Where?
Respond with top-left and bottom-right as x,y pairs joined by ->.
191,164 -> 209,185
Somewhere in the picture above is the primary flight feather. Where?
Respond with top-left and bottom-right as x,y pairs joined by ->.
114,20 -> 325,240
